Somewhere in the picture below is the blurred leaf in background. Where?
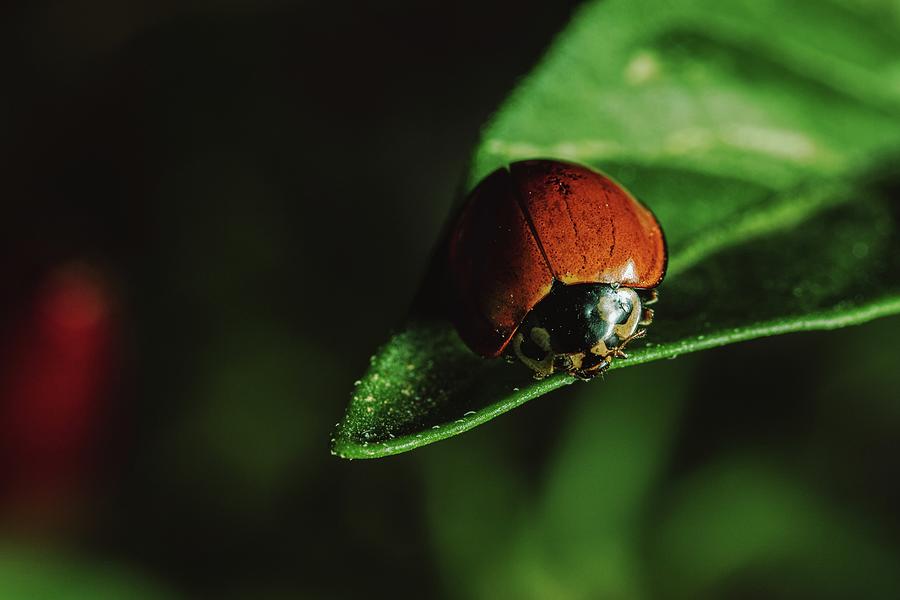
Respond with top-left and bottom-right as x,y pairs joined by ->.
0,546 -> 174,600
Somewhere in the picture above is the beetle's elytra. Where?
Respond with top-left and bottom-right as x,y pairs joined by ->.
448,159 -> 667,379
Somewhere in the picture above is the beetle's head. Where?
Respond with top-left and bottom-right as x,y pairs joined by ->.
510,282 -> 651,379
586,284 -> 643,353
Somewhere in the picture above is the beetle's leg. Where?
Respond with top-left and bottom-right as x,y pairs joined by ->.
554,353 -> 575,373
636,290 -> 657,326
572,369 -> 593,381
612,328 -> 647,359
576,354 -> 611,379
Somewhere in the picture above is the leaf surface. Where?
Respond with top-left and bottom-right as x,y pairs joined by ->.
333,0 -> 900,458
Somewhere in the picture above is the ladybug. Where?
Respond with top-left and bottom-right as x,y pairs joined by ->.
448,159 -> 667,379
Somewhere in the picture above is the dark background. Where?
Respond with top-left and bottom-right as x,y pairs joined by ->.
2,1 -> 899,598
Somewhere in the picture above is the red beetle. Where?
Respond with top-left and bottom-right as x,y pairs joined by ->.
448,159 -> 667,379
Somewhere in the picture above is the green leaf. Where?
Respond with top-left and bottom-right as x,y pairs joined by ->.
333,0 -> 900,459
0,546 -> 177,600
650,457 -> 900,598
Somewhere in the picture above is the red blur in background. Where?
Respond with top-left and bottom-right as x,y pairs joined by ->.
0,264 -> 117,533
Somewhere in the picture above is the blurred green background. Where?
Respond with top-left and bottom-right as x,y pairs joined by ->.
2,1 -> 900,598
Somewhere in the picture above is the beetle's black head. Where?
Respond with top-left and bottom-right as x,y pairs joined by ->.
511,282 -> 649,379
